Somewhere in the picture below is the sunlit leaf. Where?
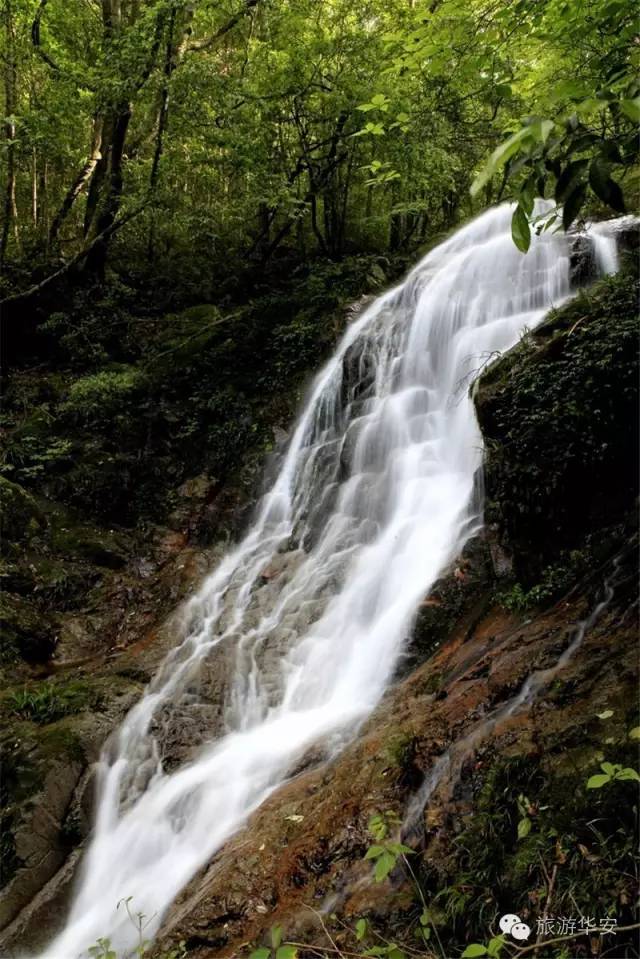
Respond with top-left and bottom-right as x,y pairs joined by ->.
511,204 -> 531,253
586,773 -> 610,789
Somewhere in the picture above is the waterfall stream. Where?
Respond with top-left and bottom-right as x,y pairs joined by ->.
36,205 -> 622,958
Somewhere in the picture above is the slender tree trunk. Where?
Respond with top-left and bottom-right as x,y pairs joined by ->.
31,148 -> 38,227
49,117 -> 103,246
1,0 -> 19,269
147,6 -> 187,260
83,104 -> 131,275
40,160 -> 50,244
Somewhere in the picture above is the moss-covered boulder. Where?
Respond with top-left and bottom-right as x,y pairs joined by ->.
0,477 -> 45,543
475,268 -> 639,585
0,593 -> 56,664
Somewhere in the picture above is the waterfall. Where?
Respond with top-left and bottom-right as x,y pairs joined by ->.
35,204 -> 615,958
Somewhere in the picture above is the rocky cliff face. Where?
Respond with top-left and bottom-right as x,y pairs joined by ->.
1,262 -> 638,959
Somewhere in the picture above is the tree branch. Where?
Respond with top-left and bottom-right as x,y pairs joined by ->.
185,0 -> 259,53
0,201 -> 147,308
514,922 -> 640,956
31,0 -> 61,73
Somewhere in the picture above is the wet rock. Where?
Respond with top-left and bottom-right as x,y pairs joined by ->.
568,233 -> 597,287
272,426 -> 290,450
51,524 -> 128,569
0,477 -> 46,543
259,549 -> 306,584
0,592 -> 56,663
401,534 -> 492,676
167,473 -> 218,534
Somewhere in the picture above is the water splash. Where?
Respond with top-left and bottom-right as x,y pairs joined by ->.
34,204 -> 614,958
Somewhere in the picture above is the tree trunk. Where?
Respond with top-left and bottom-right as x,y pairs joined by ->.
49,117 -> 104,246
31,148 -> 38,227
83,105 -> 132,276
1,0 -> 19,269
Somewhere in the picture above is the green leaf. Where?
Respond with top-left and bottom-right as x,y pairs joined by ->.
576,97 -> 609,115
601,761 -> 617,775
511,205 -> 531,253
587,773 -> 610,789
616,767 -> 640,782
597,709 -> 614,719
461,945 -> 488,958
249,950 -> 271,959
553,79 -> 586,100
589,159 -> 625,212
374,851 -> 396,882
364,845 -> 385,860
271,925 -> 282,950
629,727 -> 640,740
368,815 -> 387,840
562,181 -> 587,230
276,947 -> 298,959
470,127 -> 531,196
555,159 -> 588,203
356,919 -> 368,941
386,842 -> 414,856
620,97 -> 640,122
487,937 -> 505,958
517,816 -> 532,839
532,119 -> 555,143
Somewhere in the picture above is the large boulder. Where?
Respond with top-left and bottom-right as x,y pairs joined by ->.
0,477 -> 45,544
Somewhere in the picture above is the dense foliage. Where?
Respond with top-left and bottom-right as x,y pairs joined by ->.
476,266 -> 639,585
0,5 -> 638,958
1,0 -> 637,296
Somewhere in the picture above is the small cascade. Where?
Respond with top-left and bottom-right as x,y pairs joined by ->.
403,561 -> 620,839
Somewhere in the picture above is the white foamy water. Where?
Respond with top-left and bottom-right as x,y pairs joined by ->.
33,205 -> 620,958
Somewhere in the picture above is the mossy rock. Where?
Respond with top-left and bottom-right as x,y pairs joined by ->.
50,523 -> 128,569
0,476 -> 46,542
0,677 -> 104,726
0,592 -> 56,664
475,268 -> 639,584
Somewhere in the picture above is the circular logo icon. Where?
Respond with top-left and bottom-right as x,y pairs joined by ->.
499,914 -> 520,935
511,922 -> 531,941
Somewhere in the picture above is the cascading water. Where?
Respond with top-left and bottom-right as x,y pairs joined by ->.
34,204 -> 620,959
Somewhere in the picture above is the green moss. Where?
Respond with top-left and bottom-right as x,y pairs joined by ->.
497,550 -> 590,611
0,476 -> 46,541
60,367 -> 147,426
422,671 -> 443,694
385,732 -> 416,767
38,724 -> 86,764
476,269 -> 639,584
50,523 -> 128,569
425,744 -> 639,954
1,678 -> 104,725
0,592 -> 56,664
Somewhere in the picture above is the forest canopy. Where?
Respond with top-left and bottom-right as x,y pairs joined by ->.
0,0 -> 638,294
